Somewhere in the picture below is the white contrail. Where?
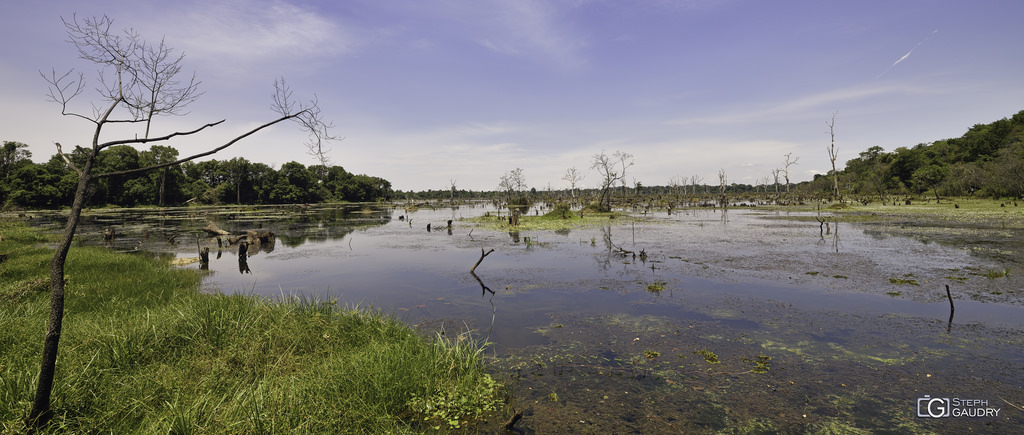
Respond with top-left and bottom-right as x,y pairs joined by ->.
876,29 -> 938,79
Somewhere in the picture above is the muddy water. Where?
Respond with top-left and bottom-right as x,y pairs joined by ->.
26,204 -> 1024,433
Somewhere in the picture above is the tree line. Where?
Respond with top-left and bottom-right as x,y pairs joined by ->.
1,142 -> 392,209
828,109 -> 1024,201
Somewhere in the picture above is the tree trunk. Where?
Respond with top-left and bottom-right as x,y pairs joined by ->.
29,165 -> 93,427
158,168 -> 167,206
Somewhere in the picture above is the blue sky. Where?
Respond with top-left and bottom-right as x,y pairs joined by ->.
2,0 -> 1022,192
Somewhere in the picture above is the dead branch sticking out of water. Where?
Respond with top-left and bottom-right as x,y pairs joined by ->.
945,284 -> 955,332
470,248 -> 494,273
945,284 -> 955,314
503,408 -> 524,431
815,216 -> 826,237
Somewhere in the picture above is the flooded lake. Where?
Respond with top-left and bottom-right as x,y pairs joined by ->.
27,203 -> 1024,433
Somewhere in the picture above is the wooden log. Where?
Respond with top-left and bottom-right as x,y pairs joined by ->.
203,222 -> 230,236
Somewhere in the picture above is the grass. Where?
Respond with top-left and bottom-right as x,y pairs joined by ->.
0,221 -> 502,433
467,207 -> 631,231
835,197 -> 1024,225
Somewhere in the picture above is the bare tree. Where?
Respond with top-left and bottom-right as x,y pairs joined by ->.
28,15 -> 334,427
615,150 -> 634,195
561,166 -> 585,199
718,168 -> 728,206
760,175 -> 772,195
449,179 -> 457,204
826,111 -> 840,199
668,175 -> 682,196
690,174 -> 703,196
771,168 -> 782,196
783,152 -> 799,194
498,168 -> 527,205
591,151 -> 631,211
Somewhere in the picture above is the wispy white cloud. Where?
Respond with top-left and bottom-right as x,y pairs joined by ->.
876,29 -> 939,79
453,0 -> 589,70
135,0 -> 354,76
665,84 -> 933,126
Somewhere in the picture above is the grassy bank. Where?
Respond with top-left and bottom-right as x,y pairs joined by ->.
467,207 -> 632,231
0,222 -> 502,433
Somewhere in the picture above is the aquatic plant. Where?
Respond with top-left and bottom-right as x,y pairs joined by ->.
888,278 -> 919,286
742,355 -> 772,373
980,267 -> 1011,279
695,349 -> 720,364
645,281 -> 667,292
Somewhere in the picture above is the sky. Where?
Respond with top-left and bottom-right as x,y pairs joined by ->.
2,0 -> 1023,192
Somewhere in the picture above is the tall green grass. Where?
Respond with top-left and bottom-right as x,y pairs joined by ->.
0,221 -> 502,433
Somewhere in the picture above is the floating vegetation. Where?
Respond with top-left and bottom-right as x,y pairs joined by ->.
645,281 -> 667,292
742,355 -> 772,373
805,271 -> 820,276
886,291 -> 902,297
888,277 -> 919,286
827,343 -> 921,366
643,350 -> 660,359
978,267 -> 1011,279
832,275 -> 848,279
695,349 -> 720,364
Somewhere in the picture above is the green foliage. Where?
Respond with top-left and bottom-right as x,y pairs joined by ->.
0,224 -> 500,433
645,281 -> 666,292
0,142 -> 392,209
835,109 -> 1024,199
695,349 -> 720,364
407,347 -> 502,431
742,355 -> 772,373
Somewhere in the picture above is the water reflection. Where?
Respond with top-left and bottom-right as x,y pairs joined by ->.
469,271 -> 498,340
21,202 -> 1024,431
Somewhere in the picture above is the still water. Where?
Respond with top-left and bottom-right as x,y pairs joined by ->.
31,203 -> 1024,432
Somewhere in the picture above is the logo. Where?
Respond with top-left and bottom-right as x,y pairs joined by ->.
916,395 -> 1001,418
917,396 -> 950,418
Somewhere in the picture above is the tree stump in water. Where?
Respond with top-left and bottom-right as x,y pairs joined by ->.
237,241 -> 251,274
199,247 -> 210,269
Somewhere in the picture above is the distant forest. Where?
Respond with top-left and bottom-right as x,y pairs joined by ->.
801,109 -> 1024,201
3,109 -> 1023,209
0,144 -> 391,208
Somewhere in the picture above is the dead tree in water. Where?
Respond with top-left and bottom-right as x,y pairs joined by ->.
470,248 -> 495,273
783,152 -> 799,194
826,111 -> 840,200
718,168 -> 728,208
